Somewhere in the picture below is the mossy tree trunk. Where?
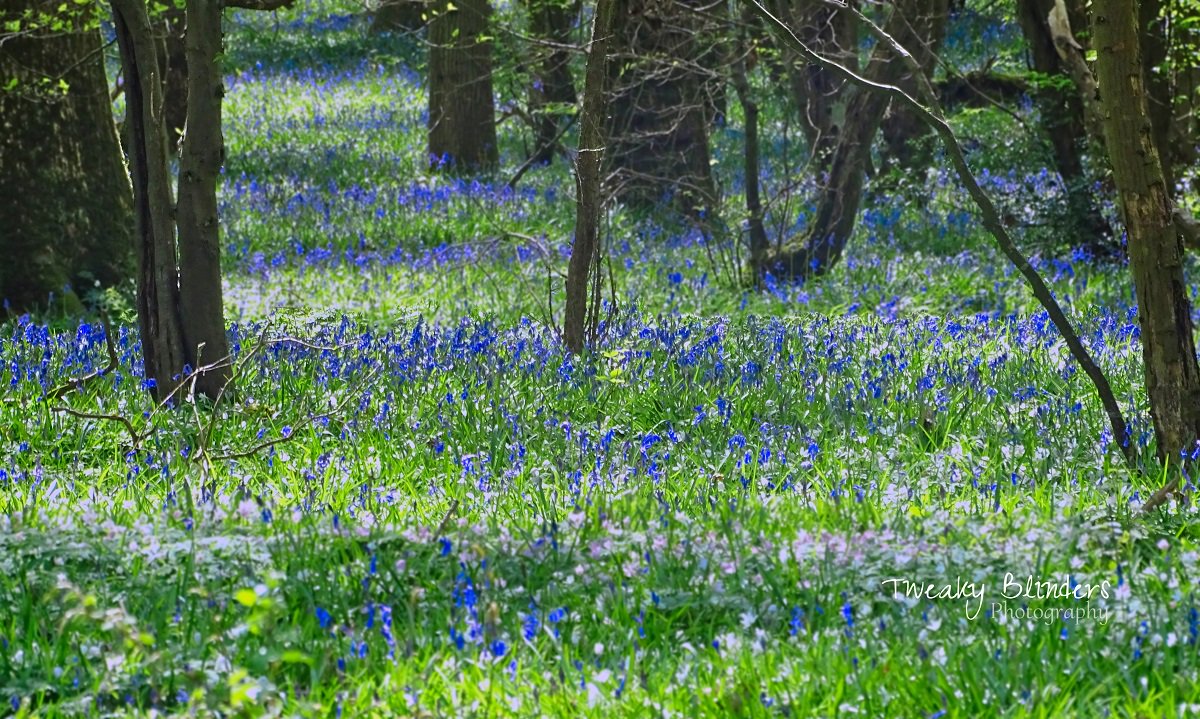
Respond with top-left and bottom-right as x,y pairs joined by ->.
0,0 -> 133,312
428,0 -> 499,172
1092,0 -> 1200,461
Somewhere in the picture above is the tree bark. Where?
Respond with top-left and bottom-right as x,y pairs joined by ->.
1015,0 -> 1115,254
371,0 -> 430,33
563,0 -> 615,355
605,0 -> 718,217
177,0 -> 233,396
763,0 -> 933,279
428,0 -> 499,172
155,1 -> 189,151
880,0 -> 949,168
766,0 -> 858,161
1092,0 -> 1200,462
0,0 -> 133,312
730,13 -> 768,279
524,0 -> 578,165
113,0 -> 189,401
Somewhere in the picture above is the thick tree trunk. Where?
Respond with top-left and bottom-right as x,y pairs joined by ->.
428,0 -> 499,172
763,0 -> 931,279
563,0 -> 615,355
606,0 -> 718,217
177,0 -> 233,396
1092,0 -> 1200,461
524,0 -> 578,165
0,0 -> 133,312
113,0 -> 189,401
1015,0 -> 1115,254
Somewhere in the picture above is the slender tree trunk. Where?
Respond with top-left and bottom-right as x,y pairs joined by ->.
524,0 -> 578,165
113,0 -> 189,401
563,0 -> 615,355
177,0 -> 232,396
1093,0 -> 1200,461
0,0 -> 132,312
731,16 -> 768,279
428,0 -> 499,172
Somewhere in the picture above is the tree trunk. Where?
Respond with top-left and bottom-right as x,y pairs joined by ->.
0,0 -> 133,312
763,0 -> 931,279
1092,0 -> 1200,461
731,13 -> 768,278
563,0 -> 616,355
1139,0 -> 1173,191
177,0 -> 233,396
1015,0 -> 1115,255
428,0 -> 499,172
605,0 -> 718,218
524,0 -> 578,165
149,0 -> 190,151
371,0 -> 430,33
113,0 -> 189,401
767,0 -> 858,162
880,0 -> 950,168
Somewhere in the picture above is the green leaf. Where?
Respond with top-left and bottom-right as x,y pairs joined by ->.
234,588 -> 258,607
279,650 -> 312,665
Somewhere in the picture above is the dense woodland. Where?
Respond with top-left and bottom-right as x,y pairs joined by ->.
3,0 -> 1200,715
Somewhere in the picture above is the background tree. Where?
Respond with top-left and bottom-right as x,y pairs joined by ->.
761,0 -> 947,279
605,0 -> 721,219
428,0 -> 499,171
522,0 -> 578,165
0,0 -> 132,312
372,0 -> 430,33
1014,0 -> 1114,253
